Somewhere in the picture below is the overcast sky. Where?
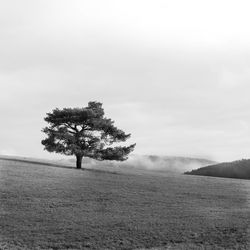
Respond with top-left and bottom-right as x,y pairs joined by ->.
1,0 -> 250,162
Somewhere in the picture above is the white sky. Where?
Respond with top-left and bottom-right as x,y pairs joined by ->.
1,0 -> 250,161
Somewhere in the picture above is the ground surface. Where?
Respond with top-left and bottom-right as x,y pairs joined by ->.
0,159 -> 250,249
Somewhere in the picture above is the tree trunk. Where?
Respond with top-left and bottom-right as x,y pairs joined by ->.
76,155 -> 83,169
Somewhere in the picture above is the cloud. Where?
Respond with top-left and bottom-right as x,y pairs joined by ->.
219,68 -> 250,89
0,1 -> 250,162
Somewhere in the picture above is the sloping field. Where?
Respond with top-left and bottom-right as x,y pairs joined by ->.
0,159 -> 250,250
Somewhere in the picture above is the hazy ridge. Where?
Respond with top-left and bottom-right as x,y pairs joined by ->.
185,159 -> 250,179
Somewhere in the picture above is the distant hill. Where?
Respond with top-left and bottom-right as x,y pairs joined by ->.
185,159 -> 250,180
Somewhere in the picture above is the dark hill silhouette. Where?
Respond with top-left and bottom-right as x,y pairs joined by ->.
185,159 -> 250,180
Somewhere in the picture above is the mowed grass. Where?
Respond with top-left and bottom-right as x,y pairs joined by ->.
0,159 -> 250,250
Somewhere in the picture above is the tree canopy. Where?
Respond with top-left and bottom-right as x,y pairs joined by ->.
41,101 -> 136,168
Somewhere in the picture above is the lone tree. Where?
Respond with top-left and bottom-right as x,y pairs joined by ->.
42,101 -> 136,169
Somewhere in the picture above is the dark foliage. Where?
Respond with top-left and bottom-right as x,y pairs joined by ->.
42,101 -> 135,168
185,159 -> 250,180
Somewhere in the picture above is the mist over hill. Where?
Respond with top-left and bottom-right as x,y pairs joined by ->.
185,159 -> 250,179
66,154 -> 215,173
0,154 -> 215,173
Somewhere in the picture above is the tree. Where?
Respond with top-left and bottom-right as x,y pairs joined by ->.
41,101 -> 136,169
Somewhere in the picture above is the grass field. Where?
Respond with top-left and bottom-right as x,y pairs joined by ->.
1,158 -> 250,249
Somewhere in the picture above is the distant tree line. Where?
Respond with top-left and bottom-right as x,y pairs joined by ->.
185,159 -> 250,180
